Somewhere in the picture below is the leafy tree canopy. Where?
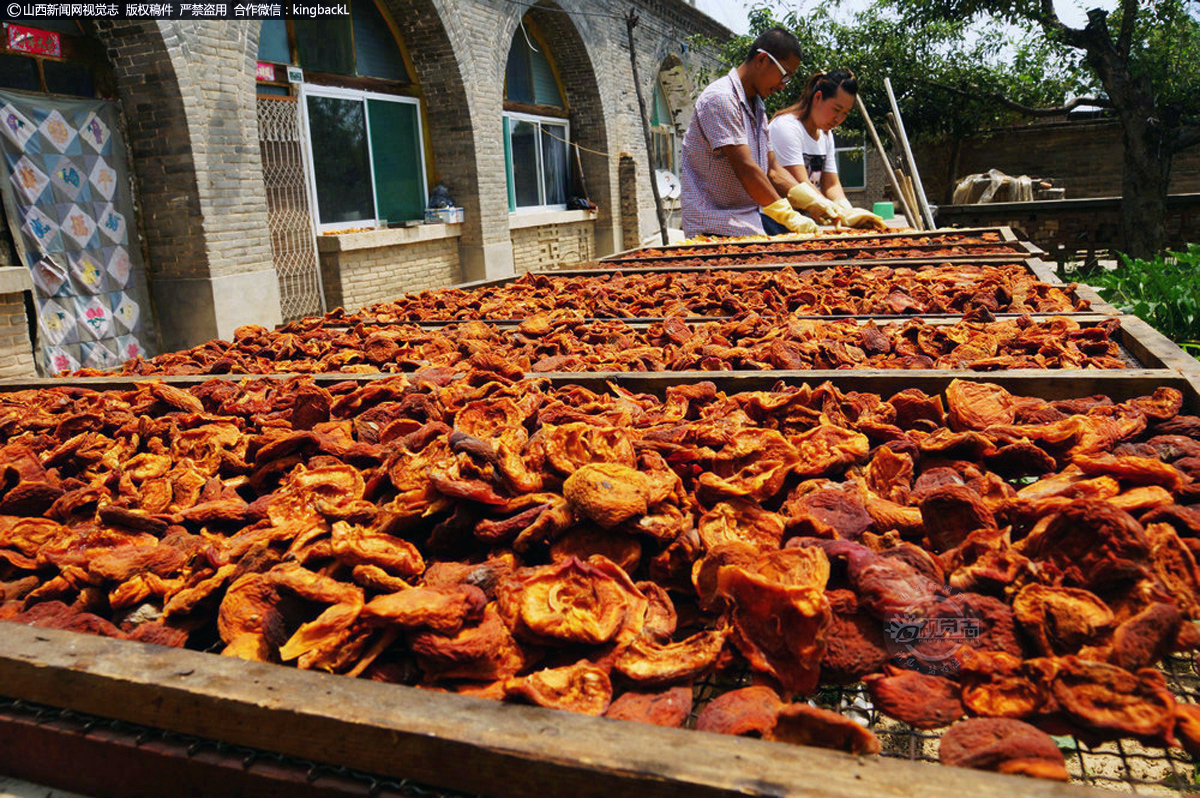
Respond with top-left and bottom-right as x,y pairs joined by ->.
691,0 -> 1198,144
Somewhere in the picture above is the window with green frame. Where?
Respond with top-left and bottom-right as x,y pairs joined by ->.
256,3 -> 428,226
835,145 -> 867,190
503,17 -> 570,211
304,88 -> 425,227
503,114 -> 569,211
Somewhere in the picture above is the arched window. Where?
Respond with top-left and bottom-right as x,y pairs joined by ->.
256,0 -> 428,228
502,17 -> 569,212
0,20 -> 112,98
649,81 -> 678,178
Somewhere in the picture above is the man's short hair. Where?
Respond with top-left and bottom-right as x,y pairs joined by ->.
744,27 -> 803,64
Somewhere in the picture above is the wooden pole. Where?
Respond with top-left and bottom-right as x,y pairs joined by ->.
883,115 -> 921,230
883,78 -> 936,230
626,10 -> 669,247
854,94 -> 912,227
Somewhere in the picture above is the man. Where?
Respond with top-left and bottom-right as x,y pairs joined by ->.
680,27 -> 815,238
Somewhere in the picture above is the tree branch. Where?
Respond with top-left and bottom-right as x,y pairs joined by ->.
923,79 -> 1113,117
1034,0 -> 1090,48
1116,0 -> 1139,56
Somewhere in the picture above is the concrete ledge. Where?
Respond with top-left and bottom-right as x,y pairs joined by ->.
0,267 -> 33,295
508,209 -> 597,230
152,268 -> 282,353
317,224 -> 463,253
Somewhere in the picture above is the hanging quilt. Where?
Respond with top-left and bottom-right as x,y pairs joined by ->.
0,90 -> 155,375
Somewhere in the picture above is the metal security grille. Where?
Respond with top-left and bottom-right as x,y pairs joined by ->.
257,96 -> 324,323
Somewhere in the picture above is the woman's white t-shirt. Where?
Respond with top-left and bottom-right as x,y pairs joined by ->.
769,114 -> 838,185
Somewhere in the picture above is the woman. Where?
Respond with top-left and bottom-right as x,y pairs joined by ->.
767,69 -> 887,231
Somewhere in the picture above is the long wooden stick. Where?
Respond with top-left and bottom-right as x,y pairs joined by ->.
854,94 -> 914,226
884,78 -> 936,230
883,114 -> 922,230
626,10 -> 669,247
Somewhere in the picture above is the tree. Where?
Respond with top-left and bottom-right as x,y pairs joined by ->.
694,1 -> 1200,256
893,0 -> 1200,257
693,5 -> 1091,143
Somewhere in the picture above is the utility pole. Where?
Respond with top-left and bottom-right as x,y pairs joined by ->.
626,8 -> 669,247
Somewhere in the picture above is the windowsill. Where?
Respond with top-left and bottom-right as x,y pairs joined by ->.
316,223 -> 462,253
508,209 -> 597,230
0,266 -> 33,295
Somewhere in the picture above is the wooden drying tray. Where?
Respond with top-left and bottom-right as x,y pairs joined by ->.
602,225 -> 1022,259
0,315 -> 1187,393
0,623 -> 1114,798
307,260 -> 1114,328
597,240 -> 1035,268
549,253 -> 1035,274
2,364 -> 1196,797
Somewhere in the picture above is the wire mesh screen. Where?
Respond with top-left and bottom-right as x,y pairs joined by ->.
684,656 -> 1200,796
1,658 -> 1197,796
257,96 -> 325,323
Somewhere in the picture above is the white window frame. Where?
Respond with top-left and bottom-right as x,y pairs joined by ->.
503,110 -> 570,213
298,83 -> 428,232
835,144 -> 867,190
649,81 -> 679,178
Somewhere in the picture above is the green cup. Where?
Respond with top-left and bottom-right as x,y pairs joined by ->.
873,202 -> 895,219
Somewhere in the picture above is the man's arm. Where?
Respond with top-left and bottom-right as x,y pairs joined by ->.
719,143 -> 784,206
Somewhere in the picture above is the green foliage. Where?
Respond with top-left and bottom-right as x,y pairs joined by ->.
1114,0 -> 1200,120
692,2 -> 1091,143
1075,244 -> 1200,353
888,0 -> 1200,127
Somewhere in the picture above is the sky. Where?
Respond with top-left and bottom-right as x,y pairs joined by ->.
691,0 -> 1109,35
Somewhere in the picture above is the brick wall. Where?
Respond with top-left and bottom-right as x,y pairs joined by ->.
843,148 -> 896,218
618,155 -> 641,250
914,119 -> 1200,202
937,194 -> 1200,263
64,2 -> 728,347
97,21 -> 274,282
512,221 -> 597,273
319,237 -> 462,312
0,292 -> 35,379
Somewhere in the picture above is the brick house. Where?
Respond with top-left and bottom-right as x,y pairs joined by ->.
0,4 -> 729,374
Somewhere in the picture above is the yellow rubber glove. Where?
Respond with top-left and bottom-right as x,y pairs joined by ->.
787,182 -> 843,225
837,205 -> 890,231
762,197 -> 819,234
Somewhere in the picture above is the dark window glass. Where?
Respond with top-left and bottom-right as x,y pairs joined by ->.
257,19 -> 291,64
540,123 -> 567,205
295,18 -> 355,75
352,0 -> 409,81
367,98 -> 423,222
530,48 -> 561,107
43,60 -> 94,97
509,119 -> 539,207
306,95 -> 374,223
0,54 -> 39,92
505,31 -> 533,104
5,19 -> 81,34
256,83 -> 290,97
837,148 -> 866,189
